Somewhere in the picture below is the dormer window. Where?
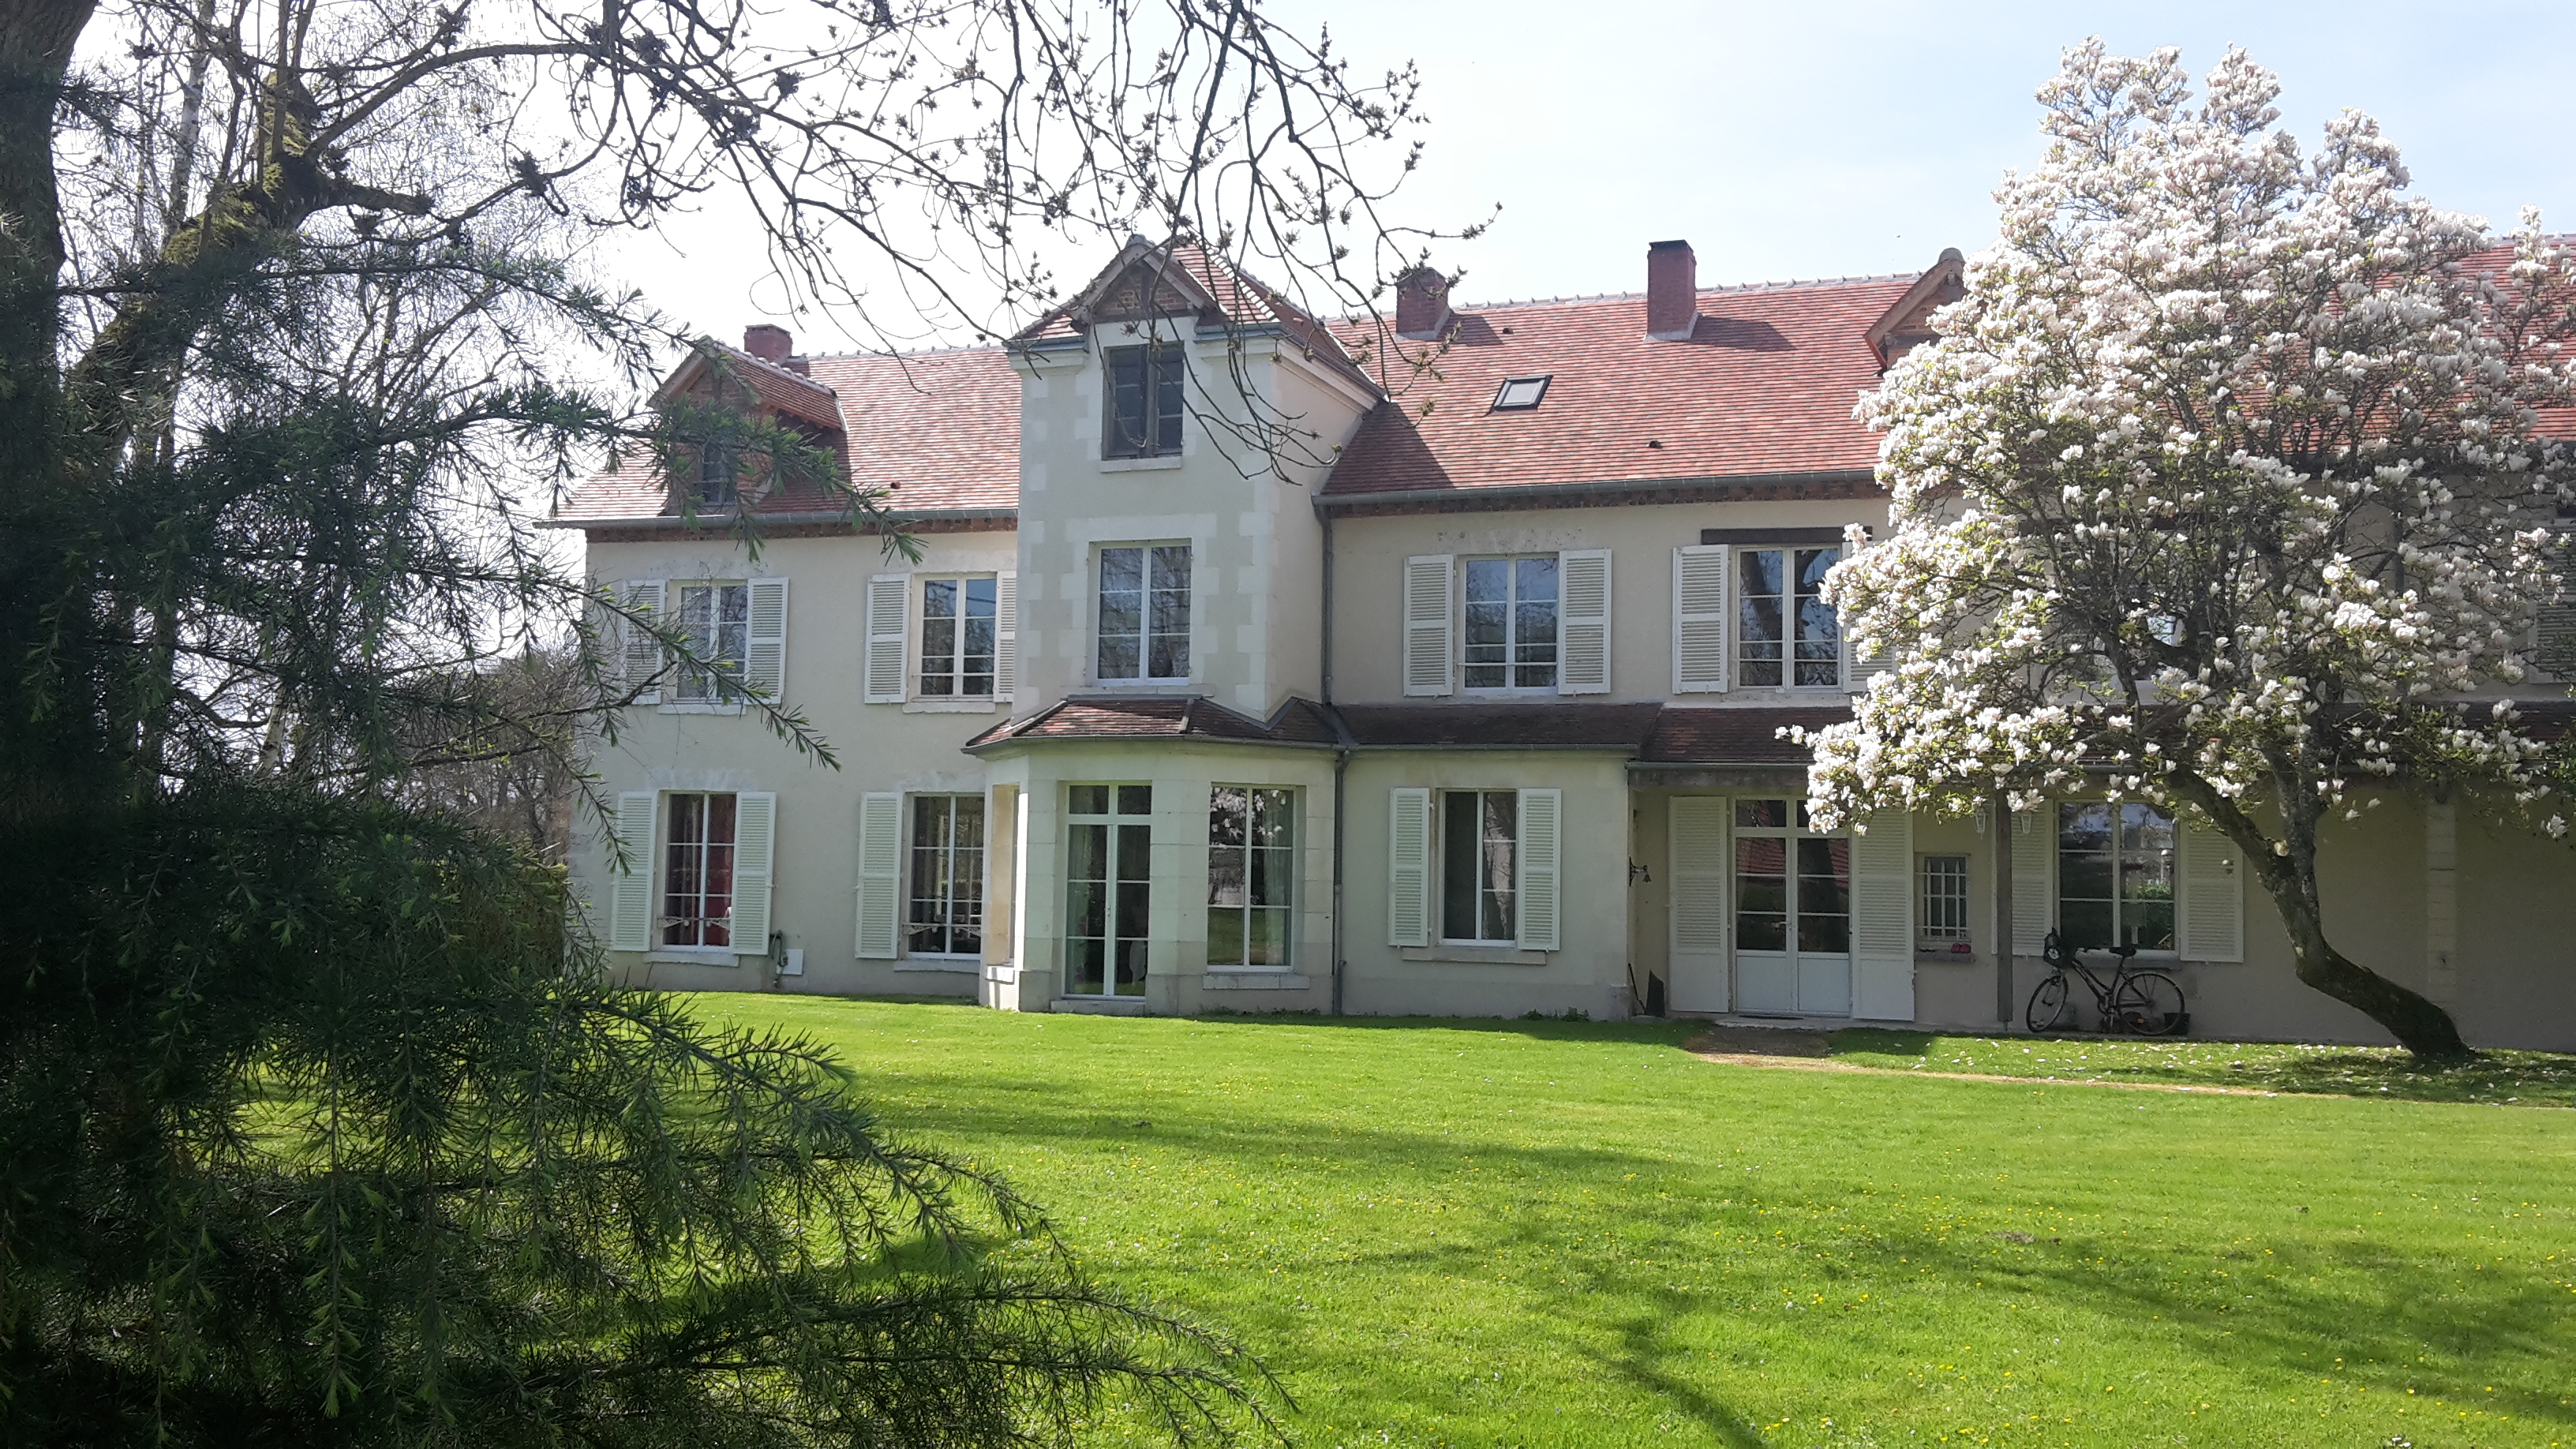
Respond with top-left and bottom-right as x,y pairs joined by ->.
1491,375 -> 1551,410
695,444 -> 739,508
1103,343 -> 1185,459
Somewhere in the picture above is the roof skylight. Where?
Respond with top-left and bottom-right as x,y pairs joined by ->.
1491,374 -> 1551,410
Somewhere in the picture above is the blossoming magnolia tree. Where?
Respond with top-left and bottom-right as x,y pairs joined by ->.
1802,42 -> 2576,1061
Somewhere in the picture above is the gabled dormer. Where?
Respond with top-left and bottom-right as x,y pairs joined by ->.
647,327 -> 849,514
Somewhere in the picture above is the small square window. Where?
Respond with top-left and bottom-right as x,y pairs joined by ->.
1491,375 -> 1551,410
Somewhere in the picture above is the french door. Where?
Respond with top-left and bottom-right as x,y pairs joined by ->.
1065,784 -> 1151,997
1732,798 -> 1852,1017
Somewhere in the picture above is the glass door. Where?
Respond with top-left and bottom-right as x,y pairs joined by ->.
1065,784 -> 1151,997
1732,799 -> 1852,1017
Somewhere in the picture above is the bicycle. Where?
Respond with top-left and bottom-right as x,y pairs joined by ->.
2025,930 -> 2189,1035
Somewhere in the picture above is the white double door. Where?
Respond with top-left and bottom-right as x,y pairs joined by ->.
1669,796 -> 1904,1020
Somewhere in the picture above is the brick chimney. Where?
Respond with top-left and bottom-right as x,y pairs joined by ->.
1394,266 -> 1453,341
742,323 -> 793,364
1646,239 -> 1698,341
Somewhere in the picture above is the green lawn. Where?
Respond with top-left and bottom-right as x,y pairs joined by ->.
1823,1029 -> 2576,1107
704,998 -> 2576,1449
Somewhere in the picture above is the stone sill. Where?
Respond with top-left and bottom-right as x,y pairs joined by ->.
1203,972 -> 1311,991
1098,455 -> 1185,473
1400,945 -> 1552,967
896,959 -> 980,974
1052,995 -> 1150,1016
903,698 -> 1002,713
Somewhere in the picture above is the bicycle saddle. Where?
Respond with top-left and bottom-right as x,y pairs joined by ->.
2108,943 -> 2140,960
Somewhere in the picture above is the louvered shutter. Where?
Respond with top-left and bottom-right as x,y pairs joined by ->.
994,571 -> 1019,700
1672,546 -> 1727,693
1837,539 -> 1893,691
1849,808 -> 1915,1020
2010,805 -> 2054,954
2177,817 -> 2245,962
621,580 -> 665,705
856,792 -> 904,959
863,574 -> 908,704
1402,555 -> 1454,697
1515,787 -> 1563,952
729,792 -> 777,953
1556,549 -> 1612,695
608,791 -> 657,952
744,577 -> 788,700
1667,797 -> 1731,1012
1387,787 -> 1431,946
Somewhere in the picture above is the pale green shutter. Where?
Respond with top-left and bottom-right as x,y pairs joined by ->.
2010,805 -> 2054,954
994,571 -> 1018,701
744,577 -> 788,700
731,792 -> 777,953
1402,556 -> 1454,697
856,792 -> 904,959
1515,787 -> 1563,952
863,575 -> 908,704
1387,787 -> 1431,947
608,791 -> 657,952
2177,818 -> 2244,962
1666,796 -> 1731,1012
1672,546 -> 1727,693
1848,808 -> 1915,1020
1556,549 -> 1612,695
621,581 -> 665,705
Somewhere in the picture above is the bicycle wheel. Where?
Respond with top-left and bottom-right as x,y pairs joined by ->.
2112,972 -> 2188,1035
2025,973 -> 2071,1033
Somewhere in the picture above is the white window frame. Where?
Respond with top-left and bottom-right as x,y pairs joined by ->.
1460,555 -> 1561,693
1094,543 -> 1192,686
1734,545 -> 1844,691
1918,853 -> 1971,956
917,575 -> 1001,700
906,792 -> 987,960
2054,799 -> 2180,958
1206,785 -> 1296,969
658,789 -> 739,957
668,580 -> 751,710
1438,788 -> 1521,945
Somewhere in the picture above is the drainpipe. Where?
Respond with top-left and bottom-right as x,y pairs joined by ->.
1992,788 -> 2015,1027
1322,506 -> 1349,1016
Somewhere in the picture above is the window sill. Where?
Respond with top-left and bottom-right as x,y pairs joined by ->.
658,702 -> 747,716
1053,995 -> 1150,1016
1202,970 -> 1311,990
1461,686 -> 1564,698
1402,945 -> 1552,966
646,949 -> 741,964
1098,455 -> 1185,472
902,698 -> 1001,713
1089,679 -> 1196,691
897,958 -> 982,974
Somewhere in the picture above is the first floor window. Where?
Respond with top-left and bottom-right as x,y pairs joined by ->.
1463,556 -> 1558,689
1098,545 -> 1190,682
664,792 -> 736,947
908,795 -> 985,956
1441,789 -> 1517,942
1919,854 -> 1971,953
1208,787 -> 1294,966
1739,547 -> 1840,687
675,582 -> 748,702
2057,801 -> 2175,951
919,577 -> 997,696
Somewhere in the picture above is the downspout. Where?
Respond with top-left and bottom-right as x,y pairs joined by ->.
1323,505 -> 1350,1017
1992,788 -> 2015,1027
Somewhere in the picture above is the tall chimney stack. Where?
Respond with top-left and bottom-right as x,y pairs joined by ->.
742,323 -> 794,364
1394,266 -> 1454,341
1646,240 -> 1698,341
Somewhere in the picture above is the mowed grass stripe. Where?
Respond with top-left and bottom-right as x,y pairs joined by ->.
702,998 -> 2576,1449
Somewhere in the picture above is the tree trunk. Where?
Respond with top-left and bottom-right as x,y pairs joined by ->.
2169,769 -> 2473,1061
0,0 -> 93,417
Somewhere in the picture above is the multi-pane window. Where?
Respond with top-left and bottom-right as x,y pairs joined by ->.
695,445 -> 738,507
1463,556 -> 1559,690
1208,788 -> 1294,967
1440,790 -> 1518,943
2057,802 -> 2176,952
908,794 -> 985,957
1066,784 -> 1153,997
919,577 -> 997,697
1732,799 -> 1850,954
1103,343 -> 1185,459
1097,545 -> 1190,683
663,792 -> 736,948
1919,854 -> 1971,953
1739,547 -> 1840,687
675,582 -> 748,702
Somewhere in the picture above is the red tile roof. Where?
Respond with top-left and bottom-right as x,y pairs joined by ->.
1335,702 -> 1664,750
559,346 -> 1020,523
1640,706 -> 1848,765
1321,276 -> 1914,500
965,696 -> 1342,751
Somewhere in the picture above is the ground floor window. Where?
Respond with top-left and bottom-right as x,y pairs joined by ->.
1208,787 -> 1294,966
663,792 -> 736,947
2057,801 -> 2175,951
1919,853 -> 1971,954
1441,789 -> 1517,943
1732,799 -> 1849,954
1066,784 -> 1151,996
908,794 -> 985,957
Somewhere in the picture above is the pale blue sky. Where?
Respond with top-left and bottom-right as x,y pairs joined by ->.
606,1 -> 2576,350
